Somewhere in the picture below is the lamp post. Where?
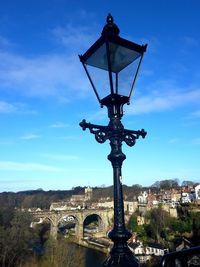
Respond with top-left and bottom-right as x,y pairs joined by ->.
79,14 -> 147,267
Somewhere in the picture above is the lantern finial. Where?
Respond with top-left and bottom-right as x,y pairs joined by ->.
102,13 -> 120,36
107,13 -> 113,24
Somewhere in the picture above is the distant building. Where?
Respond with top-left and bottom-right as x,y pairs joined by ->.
50,187 -> 93,211
97,200 -> 113,209
138,191 -> 148,205
147,191 -> 158,208
70,186 -> 93,204
50,201 -> 71,211
181,184 -> 200,203
124,201 -> 138,214
181,192 -> 191,203
191,184 -> 200,201
129,241 -> 169,263
85,186 -> 93,200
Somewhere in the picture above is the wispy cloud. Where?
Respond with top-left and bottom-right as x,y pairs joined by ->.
20,133 -> 41,140
0,51 -> 89,101
52,24 -> 96,52
182,36 -> 199,47
0,101 -> 17,113
192,138 -> 200,145
0,23 -> 98,102
189,110 -> 200,118
49,122 -> 69,128
0,161 -> 63,171
126,85 -> 200,115
0,101 -> 37,114
0,35 -> 13,49
42,153 -> 79,161
168,138 -> 179,144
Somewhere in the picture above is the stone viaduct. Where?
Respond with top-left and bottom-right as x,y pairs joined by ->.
31,208 -> 113,242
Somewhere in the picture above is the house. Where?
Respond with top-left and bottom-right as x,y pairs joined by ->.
129,242 -> 151,263
50,201 -> 71,211
190,184 -> 200,201
129,241 -> 169,263
138,191 -> 148,205
97,200 -> 113,209
181,192 -> 191,203
70,186 -> 93,204
147,192 -> 158,208
194,184 -> 200,200
124,201 -> 138,214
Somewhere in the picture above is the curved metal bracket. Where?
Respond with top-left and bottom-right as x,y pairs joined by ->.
80,119 -> 110,144
80,119 -> 147,146
123,128 -> 147,147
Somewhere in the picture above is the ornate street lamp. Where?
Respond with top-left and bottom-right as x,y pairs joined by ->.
79,14 -> 147,267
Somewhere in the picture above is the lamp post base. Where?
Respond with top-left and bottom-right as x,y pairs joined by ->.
103,248 -> 139,267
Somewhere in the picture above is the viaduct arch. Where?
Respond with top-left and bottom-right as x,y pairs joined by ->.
31,209 -> 113,242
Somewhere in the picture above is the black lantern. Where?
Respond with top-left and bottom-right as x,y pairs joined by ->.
79,14 -> 147,110
79,14 -> 147,267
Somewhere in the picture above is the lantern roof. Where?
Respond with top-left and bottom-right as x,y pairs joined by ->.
79,14 -> 147,73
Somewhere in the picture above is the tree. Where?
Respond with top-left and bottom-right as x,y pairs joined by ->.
181,180 -> 195,187
127,214 -> 137,231
127,214 -> 148,243
0,210 -> 39,267
145,207 -> 170,243
169,217 -> 192,234
191,212 -> 200,245
160,179 -> 179,189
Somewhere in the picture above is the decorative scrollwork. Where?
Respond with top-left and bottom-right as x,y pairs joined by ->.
95,131 -> 108,143
80,119 -> 147,146
79,119 -> 109,144
123,134 -> 136,147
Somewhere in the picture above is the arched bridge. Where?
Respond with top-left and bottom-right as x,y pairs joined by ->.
31,208 -> 113,242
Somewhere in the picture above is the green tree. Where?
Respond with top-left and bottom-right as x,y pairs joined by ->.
127,214 -> 148,243
127,214 -> 137,231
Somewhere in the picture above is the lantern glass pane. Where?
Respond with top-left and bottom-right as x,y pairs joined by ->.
85,42 -> 141,74
117,56 -> 141,97
85,64 -> 110,100
85,43 -> 108,71
109,42 -> 141,73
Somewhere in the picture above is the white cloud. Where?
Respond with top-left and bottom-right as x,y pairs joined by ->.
49,122 -> 69,128
0,161 -> 63,171
126,86 -> 200,115
0,101 -> 37,114
42,153 -> 79,161
0,101 -> 17,113
190,110 -> 200,118
0,23 -> 99,102
192,138 -> 200,145
182,36 -> 199,47
0,51 -> 89,101
20,134 -> 41,140
0,35 -> 13,48
168,138 -> 179,144
52,24 -> 96,52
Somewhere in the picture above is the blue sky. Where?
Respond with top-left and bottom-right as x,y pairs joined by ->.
0,0 -> 200,192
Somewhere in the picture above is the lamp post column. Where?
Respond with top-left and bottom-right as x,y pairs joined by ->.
79,97 -> 146,267
103,111 -> 139,267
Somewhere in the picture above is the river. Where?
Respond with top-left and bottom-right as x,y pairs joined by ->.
69,243 -> 106,267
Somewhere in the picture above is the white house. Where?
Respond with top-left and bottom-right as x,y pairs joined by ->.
129,241 -> 169,263
194,184 -> 200,200
181,192 -> 191,203
138,191 -> 148,204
